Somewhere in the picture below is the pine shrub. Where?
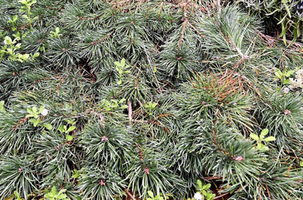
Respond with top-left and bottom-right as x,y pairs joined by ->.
1,0 -> 303,199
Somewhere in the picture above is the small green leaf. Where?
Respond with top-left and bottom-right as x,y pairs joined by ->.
148,191 -> 154,198
250,133 -> 259,141
57,194 -> 67,199
13,15 -> 18,21
300,161 -> 303,167
14,191 -> 21,199
18,0 -> 27,4
121,58 -> 125,67
263,146 -> 269,151
51,186 -> 57,195
283,79 -> 290,84
58,125 -> 66,133
275,70 -> 282,78
67,126 -> 76,133
38,106 -> 45,114
29,118 -> 40,127
7,48 -> 13,54
32,52 -> 40,58
260,128 -> 269,137
32,106 -> 37,115
15,43 -> 21,48
203,183 -> 211,190
72,169 -> 80,178
257,143 -> 269,151
263,136 -> 275,142
119,98 -> 126,104
18,53 -> 30,61
58,189 -> 66,194
45,193 -> 55,198
286,70 -> 294,77
4,36 -> 13,45
66,135 -> 74,141
197,179 -> 203,189
0,101 -> 5,112
256,143 -> 264,150
26,108 -> 34,117
120,105 -> 128,109
114,61 -> 121,67
22,14 -> 29,20
44,123 -> 52,130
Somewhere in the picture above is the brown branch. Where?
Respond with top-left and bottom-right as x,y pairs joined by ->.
204,176 -> 222,181
93,14 -> 104,20
214,192 -> 229,200
265,184 -> 271,200
211,129 -> 230,155
177,19 -> 188,51
258,31 -> 303,48
232,55 -> 249,71
124,188 -> 135,200
128,100 -> 132,125
132,119 -> 149,123
188,21 -> 205,38
217,0 -> 221,14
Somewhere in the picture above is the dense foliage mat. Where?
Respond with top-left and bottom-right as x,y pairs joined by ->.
1,0 -> 303,199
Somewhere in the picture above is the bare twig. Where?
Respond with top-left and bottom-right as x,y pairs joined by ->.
188,21 -> 205,38
214,192 -> 229,199
132,119 -> 149,123
124,188 -> 135,200
128,100 -> 132,125
177,19 -> 188,50
90,110 -> 105,127
258,31 -> 303,48
217,0 -> 221,14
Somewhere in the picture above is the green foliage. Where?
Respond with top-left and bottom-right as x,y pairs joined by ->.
0,100 -> 5,112
14,191 -> 22,200
236,0 -> 303,44
254,91 -> 303,150
274,67 -> 295,89
18,0 -> 37,30
76,167 -> 126,200
195,180 -> 215,200
50,27 -> 62,39
44,186 -> 69,200
1,34 -> 39,62
98,98 -> 128,112
144,102 -> 157,116
126,145 -> 187,199
147,191 -> 167,200
7,15 -> 18,31
176,73 -> 254,133
115,58 -> 130,85
250,128 -> 276,151
0,156 -> 39,199
1,0 -> 303,199
80,122 -> 134,169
